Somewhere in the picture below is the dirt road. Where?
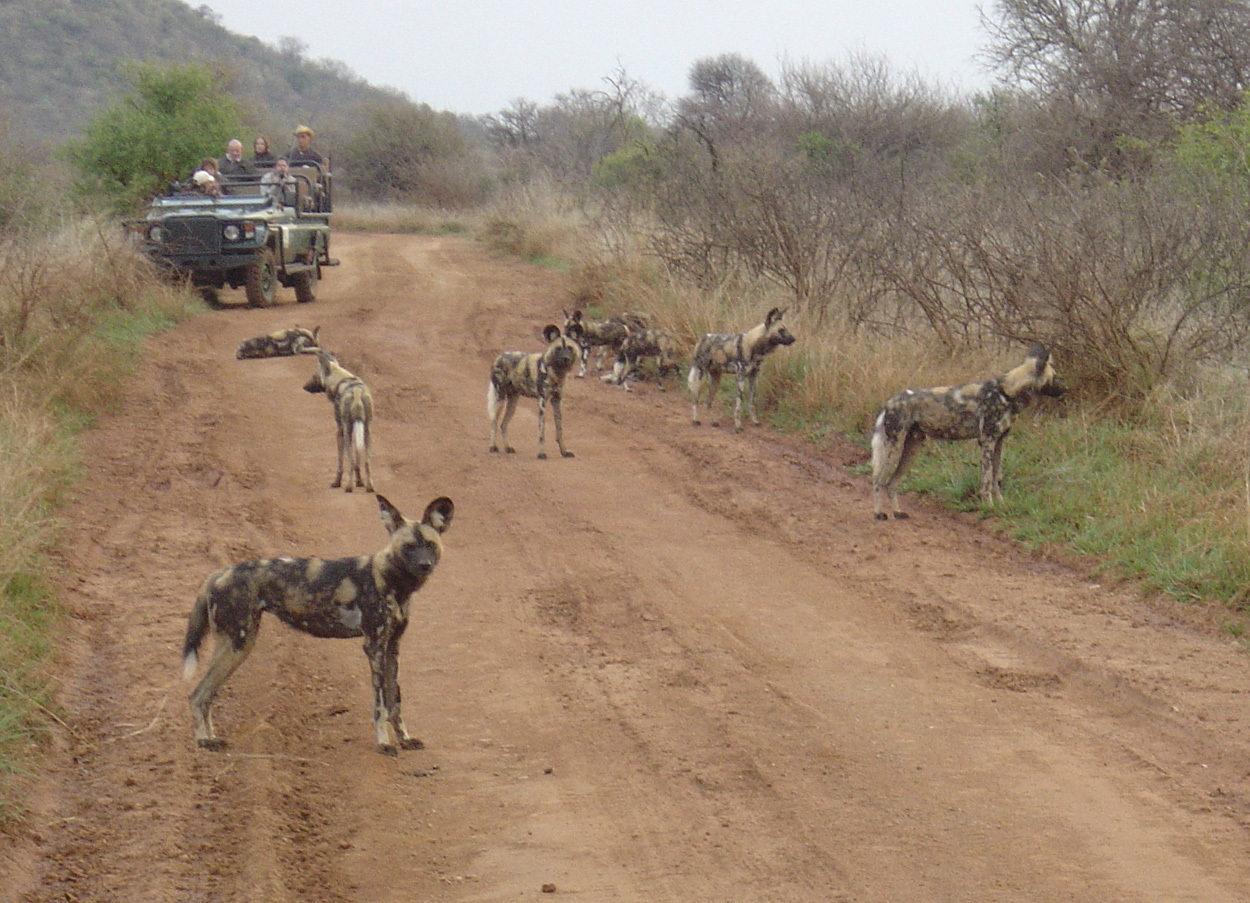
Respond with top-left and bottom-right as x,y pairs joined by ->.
3,233 -> 1249,902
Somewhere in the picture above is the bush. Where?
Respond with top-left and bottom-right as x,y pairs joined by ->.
65,61 -> 245,212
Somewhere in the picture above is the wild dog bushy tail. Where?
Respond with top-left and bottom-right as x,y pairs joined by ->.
182,585 -> 210,680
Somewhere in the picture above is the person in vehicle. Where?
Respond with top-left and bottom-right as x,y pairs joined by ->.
192,169 -> 222,197
218,139 -> 254,178
261,157 -> 296,205
288,125 -> 326,168
251,135 -> 276,169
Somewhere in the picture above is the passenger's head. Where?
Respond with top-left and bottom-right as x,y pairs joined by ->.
226,139 -> 244,161
192,170 -> 219,195
294,125 -> 314,150
199,157 -> 219,175
254,135 -> 270,156
275,157 -> 290,175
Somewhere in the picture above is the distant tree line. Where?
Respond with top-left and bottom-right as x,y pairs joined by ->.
45,0 -> 1250,402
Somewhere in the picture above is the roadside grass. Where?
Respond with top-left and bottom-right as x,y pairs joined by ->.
547,236 -> 1250,617
333,201 -> 479,235
0,223 -> 197,821
358,198 -> 1250,618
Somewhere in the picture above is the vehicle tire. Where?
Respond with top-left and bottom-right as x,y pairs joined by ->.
198,286 -> 222,308
292,264 -> 319,303
244,248 -> 278,308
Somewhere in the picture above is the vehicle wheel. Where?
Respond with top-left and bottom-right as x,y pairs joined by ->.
198,286 -> 222,308
244,248 -> 278,308
293,264 -> 319,303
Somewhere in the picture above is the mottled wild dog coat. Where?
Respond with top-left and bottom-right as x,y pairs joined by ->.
563,309 -> 649,377
303,350 -> 374,492
602,327 -> 685,390
235,325 -> 320,360
182,495 -> 454,754
688,307 -> 796,430
488,323 -> 583,458
871,344 -> 1065,520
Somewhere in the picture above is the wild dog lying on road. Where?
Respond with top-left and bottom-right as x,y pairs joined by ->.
303,350 -> 374,492
236,325 -> 320,359
871,343 -> 1065,520
688,307 -> 796,430
488,323 -> 583,458
182,494 -> 454,754
601,327 -> 685,390
563,309 -> 649,377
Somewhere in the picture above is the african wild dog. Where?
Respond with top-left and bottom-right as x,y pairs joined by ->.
236,325 -> 320,360
871,343 -> 1065,520
688,307 -> 796,431
303,350 -> 374,492
601,327 -> 685,391
488,322 -> 583,458
182,494 -> 454,754
563,309 -> 649,377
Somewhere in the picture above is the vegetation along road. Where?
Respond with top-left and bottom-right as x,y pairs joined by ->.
3,232 -> 1250,902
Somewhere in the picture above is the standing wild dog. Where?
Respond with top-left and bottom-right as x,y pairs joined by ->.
563,309 -> 649,377
601,327 -> 686,390
303,349 -> 374,492
871,343 -> 1065,520
488,322 -> 583,458
688,307 -> 796,430
182,494 -> 454,754
235,325 -> 320,360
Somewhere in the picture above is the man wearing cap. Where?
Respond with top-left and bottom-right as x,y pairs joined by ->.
288,125 -> 326,167
192,169 -> 222,197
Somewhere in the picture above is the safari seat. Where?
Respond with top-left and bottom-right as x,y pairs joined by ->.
289,165 -> 323,211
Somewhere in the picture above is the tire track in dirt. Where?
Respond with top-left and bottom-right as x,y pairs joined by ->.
3,233 -> 1249,903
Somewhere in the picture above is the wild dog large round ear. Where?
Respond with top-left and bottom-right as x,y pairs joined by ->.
376,494 -> 405,533
766,307 -> 783,324
423,497 -> 454,532
1028,343 -> 1050,371
543,324 -> 561,343
565,321 -> 584,340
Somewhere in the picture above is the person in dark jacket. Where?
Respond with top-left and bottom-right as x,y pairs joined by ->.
288,125 -> 326,168
218,139 -> 255,178
251,135 -> 276,169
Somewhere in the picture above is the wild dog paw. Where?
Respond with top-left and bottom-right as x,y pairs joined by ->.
874,513 -> 889,521
561,451 -> 575,458
197,738 -> 228,752
399,737 -> 425,751
537,452 -> 547,460
378,744 -> 399,757
893,512 -> 909,519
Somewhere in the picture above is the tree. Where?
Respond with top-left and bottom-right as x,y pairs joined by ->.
66,61 -> 244,210
338,98 -> 485,206
982,0 -> 1250,168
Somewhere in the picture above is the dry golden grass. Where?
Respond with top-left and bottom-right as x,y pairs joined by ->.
333,201 -> 480,235
0,219 -> 196,817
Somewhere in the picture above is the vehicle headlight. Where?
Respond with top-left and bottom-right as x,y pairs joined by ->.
148,225 -> 164,243
223,224 -> 241,242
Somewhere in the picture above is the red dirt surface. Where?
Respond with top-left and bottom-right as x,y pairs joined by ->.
3,233 -> 1249,902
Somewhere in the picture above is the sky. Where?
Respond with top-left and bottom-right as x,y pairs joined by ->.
201,0 -> 996,117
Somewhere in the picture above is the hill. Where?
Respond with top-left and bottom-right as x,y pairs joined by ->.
0,0 -> 406,141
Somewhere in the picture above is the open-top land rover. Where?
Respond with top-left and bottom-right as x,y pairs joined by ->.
130,164 -> 338,307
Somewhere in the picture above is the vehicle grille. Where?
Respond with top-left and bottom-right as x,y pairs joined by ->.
161,217 -> 220,255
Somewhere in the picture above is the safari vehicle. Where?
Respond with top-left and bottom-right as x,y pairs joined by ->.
130,164 -> 338,307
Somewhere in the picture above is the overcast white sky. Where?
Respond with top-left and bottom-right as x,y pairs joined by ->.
201,0 -> 995,116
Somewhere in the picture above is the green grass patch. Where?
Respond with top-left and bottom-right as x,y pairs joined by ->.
868,412 -> 1250,608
